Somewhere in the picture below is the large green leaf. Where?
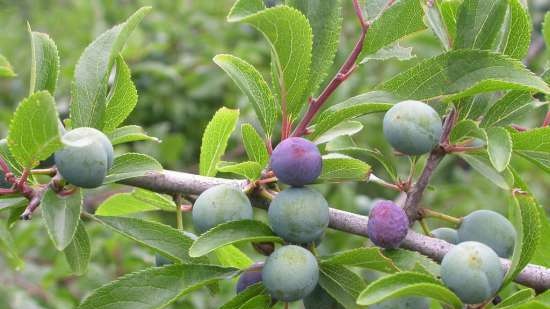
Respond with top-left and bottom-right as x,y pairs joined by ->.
41,188 -> 82,251
287,0 -> 343,95
480,91 -> 534,128
189,220 -> 282,257
322,247 -> 399,273
199,107 -> 239,177
28,26 -> 59,95
454,0 -> 508,50
241,123 -> 269,167
63,220 -> 91,275
228,0 -> 312,120
319,263 -> 366,309
486,127 -> 512,172
103,55 -> 138,132
360,0 -> 426,58
356,271 -> 463,308
214,54 -> 277,136
0,54 -> 16,77
319,153 -> 371,183
105,153 -> 163,183
511,127 -> 550,173
70,7 -> 150,129
502,0 -> 532,59
96,189 -> 175,216
107,125 -> 159,145
78,264 -> 238,309
380,50 -> 550,101
7,91 -> 62,168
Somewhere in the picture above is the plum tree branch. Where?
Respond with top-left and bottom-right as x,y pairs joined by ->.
122,169 -> 550,292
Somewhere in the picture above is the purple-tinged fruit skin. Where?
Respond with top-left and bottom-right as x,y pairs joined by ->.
236,262 -> 264,294
367,200 -> 409,249
270,137 -> 322,186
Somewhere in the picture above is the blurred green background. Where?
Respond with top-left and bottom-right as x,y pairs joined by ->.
0,0 -> 549,308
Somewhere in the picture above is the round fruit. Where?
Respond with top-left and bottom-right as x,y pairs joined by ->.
191,185 -> 253,233
268,187 -> 329,244
367,200 -> 409,249
236,263 -> 264,293
383,100 -> 443,155
441,241 -> 504,304
155,254 -> 172,267
303,285 -> 343,309
431,227 -> 459,244
458,210 -> 516,257
55,127 -> 113,188
270,137 -> 322,186
262,245 -> 319,301
370,297 -> 430,309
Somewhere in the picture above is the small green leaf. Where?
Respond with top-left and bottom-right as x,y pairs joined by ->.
322,247 -> 399,273
241,123 -> 269,167
455,0 -> 508,50
495,288 -> 535,308
314,121 -> 364,145
78,264 -> 238,309
421,0 -> 451,50
480,91 -> 534,128
217,161 -> 262,180
105,153 -> 163,184
63,220 -> 91,275
28,26 -> 59,94
382,249 -> 441,277
214,245 -> 253,270
189,220 -> 282,258
459,151 -> 514,189
456,93 -> 493,121
41,188 -> 82,251
380,50 -> 550,101
96,215 -> 203,264
96,189 -> 175,216
103,55 -> 138,132
214,54 -> 277,136
502,0 -> 532,59
486,127 -> 512,172
0,54 -> 16,78
7,91 -> 62,168
356,271 -> 463,308
449,119 -> 487,144
71,7 -> 150,129
107,125 -> 160,145
319,263 -> 366,309
219,283 -> 267,309
360,0 -> 426,57
199,107 -> 239,177
319,153 -> 371,183
511,127 -> 550,173
0,197 -> 27,212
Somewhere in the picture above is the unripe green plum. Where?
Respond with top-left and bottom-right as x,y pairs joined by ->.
192,185 -> 253,233
268,187 -> 329,244
441,241 -> 504,304
370,297 -> 430,309
458,210 -> 516,257
431,227 -> 459,244
55,127 -> 113,188
262,245 -> 319,301
383,100 -> 443,155
303,285 -> 343,309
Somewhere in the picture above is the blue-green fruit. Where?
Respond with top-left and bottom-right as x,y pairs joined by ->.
268,187 -> 329,244
262,245 -> 319,301
441,241 -> 504,304
303,285 -> 343,309
192,185 -> 253,233
370,297 -> 430,309
383,100 -> 443,155
55,127 -> 114,188
458,210 -> 516,257
431,227 -> 459,244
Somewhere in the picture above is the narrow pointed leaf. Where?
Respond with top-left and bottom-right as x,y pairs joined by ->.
103,55 -> 138,132
63,220 -> 91,275
105,153 -> 163,183
28,27 -> 59,94
455,0 -> 508,50
241,124 -> 269,167
502,0 -> 532,59
42,188 -> 82,250
440,0 -> 461,42
107,125 -> 159,145
421,0 -> 452,50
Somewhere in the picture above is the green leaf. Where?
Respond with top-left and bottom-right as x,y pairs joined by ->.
103,55 -> 138,132
228,1 -> 313,119
286,0 -> 343,95
319,153 -> 371,183
455,0 -> 508,50
480,91 -> 534,128
105,153 -> 163,184
449,119 -> 487,144
28,26 -> 59,94
199,107 -> 239,177
314,121 -> 364,145
0,197 -> 27,212
214,55 -> 277,136
217,161 -> 263,180
382,249 -> 441,277
214,245 -> 253,270
511,127 -> 550,173
421,0 -> 452,50
379,50 -> 550,101
239,295 -> 271,309
70,7 -> 150,129
319,263 -> 366,309
486,127 -> 512,172
219,283 -> 267,309
107,125 -> 160,145
322,247 -> 399,273
456,94 -> 493,121
311,91 -> 397,140
41,188 -> 82,251
96,189 -> 175,216
0,224 -> 24,270
0,54 -> 16,77
440,0 -> 461,42
7,91 -> 62,168
356,271 -> 463,308
502,0 -> 532,59
360,0 -> 426,57
189,220 -> 282,257
96,215 -> 203,264
543,12 -> 550,50
459,151 -> 514,189
504,193 -> 540,285
241,124 -> 269,167
0,139 -> 24,176
495,288 -> 535,308
78,264 -> 238,309
63,220 -> 91,275
360,43 -> 415,64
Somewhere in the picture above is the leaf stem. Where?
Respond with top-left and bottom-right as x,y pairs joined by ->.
173,193 -> 184,230
543,109 -> 550,127
31,168 -> 57,176
420,208 -> 462,226
368,174 -> 401,191
419,219 -> 432,236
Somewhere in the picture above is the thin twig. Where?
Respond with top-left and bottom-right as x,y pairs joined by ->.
421,208 -> 462,226
173,193 -> 183,230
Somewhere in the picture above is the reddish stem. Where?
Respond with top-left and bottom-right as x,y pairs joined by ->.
543,110 -> 550,127
511,124 -> 528,132
0,155 -> 10,174
0,188 -> 16,195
